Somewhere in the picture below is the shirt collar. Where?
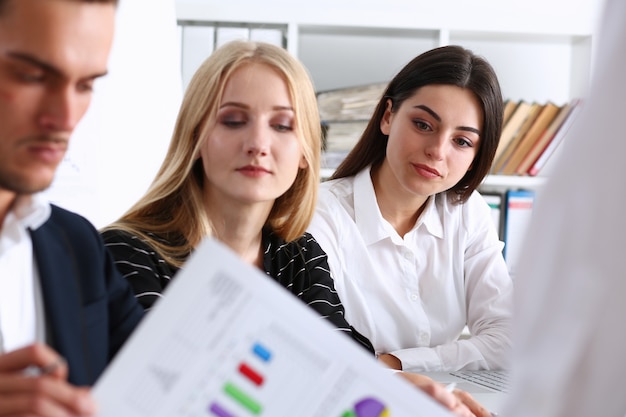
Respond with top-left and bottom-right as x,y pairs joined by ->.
11,193 -> 51,231
353,167 -> 395,245
353,167 -> 444,244
418,194 -> 444,239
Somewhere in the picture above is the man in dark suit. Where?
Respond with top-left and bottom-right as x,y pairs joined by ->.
0,0 -> 143,415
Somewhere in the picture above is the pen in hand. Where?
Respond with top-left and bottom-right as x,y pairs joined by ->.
22,357 -> 66,377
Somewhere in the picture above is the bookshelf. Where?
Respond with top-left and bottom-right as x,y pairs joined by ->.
481,175 -> 545,190
175,0 -> 600,191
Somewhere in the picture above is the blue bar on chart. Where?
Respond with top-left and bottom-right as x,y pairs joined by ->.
251,342 -> 272,362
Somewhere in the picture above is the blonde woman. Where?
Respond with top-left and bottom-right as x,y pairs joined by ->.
101,39 -> 369,348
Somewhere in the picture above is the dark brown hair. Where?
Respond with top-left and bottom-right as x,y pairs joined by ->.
332,44 -> 503,203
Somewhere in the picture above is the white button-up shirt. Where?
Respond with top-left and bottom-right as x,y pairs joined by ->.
502,1 -> 626,415
0,194 -> 50,353
308,167 -> 513,372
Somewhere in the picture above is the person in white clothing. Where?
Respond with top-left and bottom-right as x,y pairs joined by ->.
308,45 -> 513,372
501,0 -> 626,416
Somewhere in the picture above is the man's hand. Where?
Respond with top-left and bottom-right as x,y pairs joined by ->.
0,344 -> 96,416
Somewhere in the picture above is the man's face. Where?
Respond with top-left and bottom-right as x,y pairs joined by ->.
0,0 -> 115,197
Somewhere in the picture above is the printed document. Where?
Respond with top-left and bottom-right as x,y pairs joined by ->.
94,238 -> 453,417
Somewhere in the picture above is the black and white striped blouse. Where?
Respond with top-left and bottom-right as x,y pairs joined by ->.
101,227 -> 374,353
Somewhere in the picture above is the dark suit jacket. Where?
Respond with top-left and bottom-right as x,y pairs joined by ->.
29,205 -> 143,386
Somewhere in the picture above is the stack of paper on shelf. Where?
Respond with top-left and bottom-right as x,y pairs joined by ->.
318,82 -> 387,171
317,82 -> 387,122
320,120 -> 369,171
321,120 -> 369,153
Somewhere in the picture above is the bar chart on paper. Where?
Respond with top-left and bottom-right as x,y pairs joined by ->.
94,239 -> 452,417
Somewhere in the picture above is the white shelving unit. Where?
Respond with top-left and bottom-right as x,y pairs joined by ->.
320,172 -> 547,189
175,0 -> 600,191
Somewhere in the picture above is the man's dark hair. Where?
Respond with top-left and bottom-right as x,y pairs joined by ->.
0,0 -> 119,16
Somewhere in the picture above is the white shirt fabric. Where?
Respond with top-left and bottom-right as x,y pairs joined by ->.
0,194 -> 50,353
502,1 -> 626,416
308,167 -> 513,372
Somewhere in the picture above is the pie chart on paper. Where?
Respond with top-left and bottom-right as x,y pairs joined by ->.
341,397 -> 390,417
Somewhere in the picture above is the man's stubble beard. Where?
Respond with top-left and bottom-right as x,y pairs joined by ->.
0,167 -> 56,195
0,134 -> 68,195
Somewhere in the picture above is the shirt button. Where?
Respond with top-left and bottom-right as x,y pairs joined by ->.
410,293 -> 419,301
419,334 -> 429,344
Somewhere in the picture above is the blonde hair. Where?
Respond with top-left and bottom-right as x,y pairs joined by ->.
104,40 -> 321,267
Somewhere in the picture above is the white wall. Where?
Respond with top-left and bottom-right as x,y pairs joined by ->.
176,0 -> 605,102
176,0 -> 602,35
44,0 -> 183,229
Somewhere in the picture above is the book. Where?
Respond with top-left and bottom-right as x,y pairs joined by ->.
500,102 -> 561,175
491,102 -> 543,174
491,100 -> 532,173
502,99 -> 518,126
527,99 -> 583,176
92,238 -> 453,417
515,99 -> 575,176
481,192 -> 504,240
503,189 -> 535,278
